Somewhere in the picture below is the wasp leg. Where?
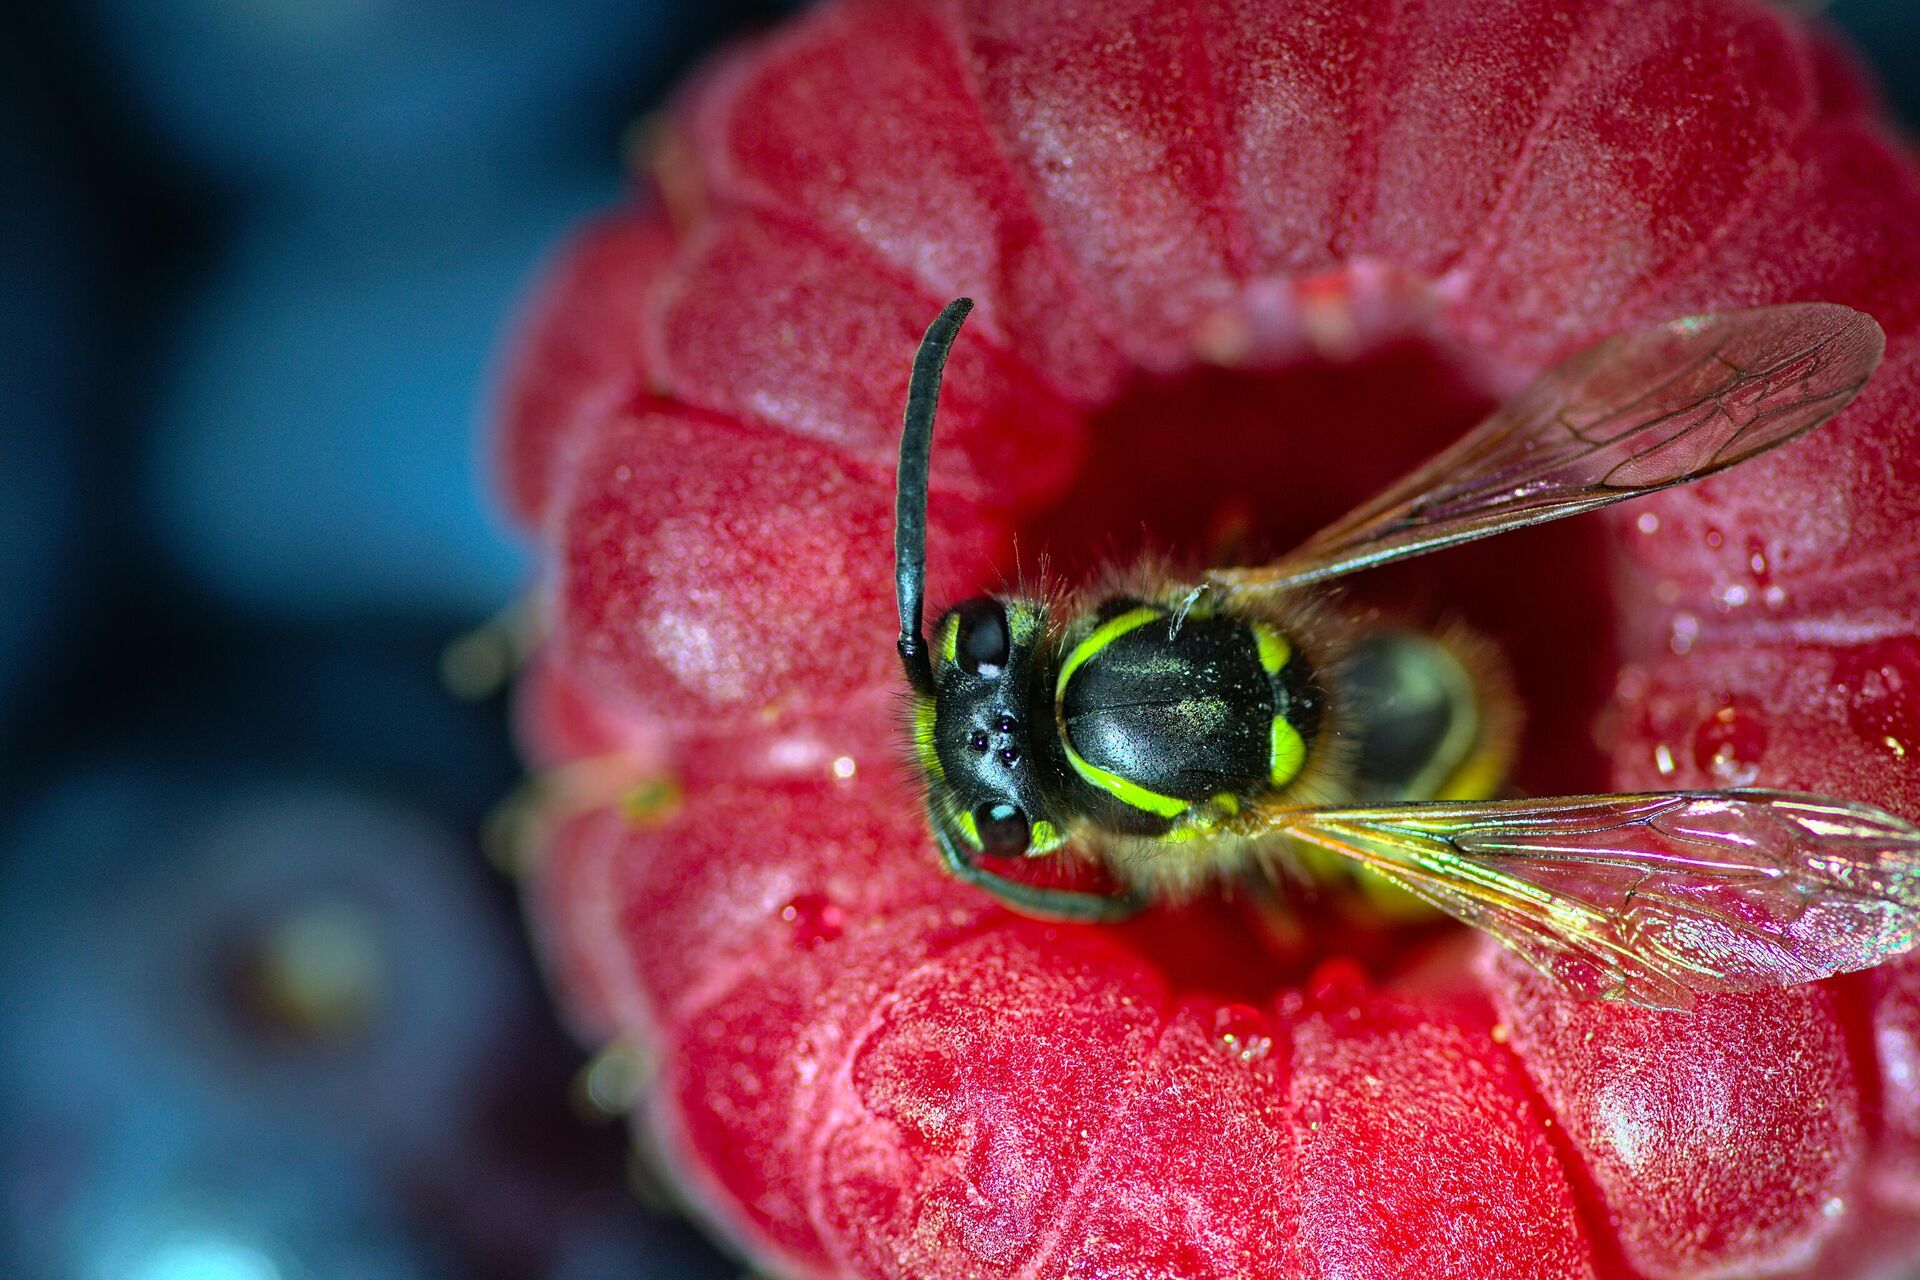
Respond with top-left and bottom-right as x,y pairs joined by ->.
937,836 -> 1148,923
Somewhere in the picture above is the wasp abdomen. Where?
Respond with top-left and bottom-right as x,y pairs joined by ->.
1339,628 -> 1499,803
1053,600 -> 1318,834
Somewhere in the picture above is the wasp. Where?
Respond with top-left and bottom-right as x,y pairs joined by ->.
893,296 -> 1920,1010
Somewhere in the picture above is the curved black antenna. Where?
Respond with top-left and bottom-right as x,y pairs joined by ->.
895,297 -> 973,696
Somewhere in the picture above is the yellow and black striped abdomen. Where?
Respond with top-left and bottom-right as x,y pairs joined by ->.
1051,601 -> 1323,837
1336,626 -> 1515,807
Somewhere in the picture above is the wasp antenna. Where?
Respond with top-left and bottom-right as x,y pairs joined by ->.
896,297 -> 974,695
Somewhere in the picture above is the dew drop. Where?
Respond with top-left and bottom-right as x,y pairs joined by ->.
1705,526 -> 1725,549
1669,612 -> 1700,655
780,893 -> 844,949
1834,638 -> 1920,759
1746,533 -> 1772,585
1653,743 -> 1677,777
1213,1003 -> 1273,1065
1692,702 -> 1768,786
1714,583 -> 1749,611
1307,956 -> 1370,1005
1636,512 -> 1660,535
831,755 -> 857,781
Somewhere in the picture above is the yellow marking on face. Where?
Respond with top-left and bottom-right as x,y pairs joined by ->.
1059,736 -> 1189,819
938,613 -> 960,667
912,697 -> 944,783
1251,623 -> 1292,676
956,807 -> 983,849
1029,819 -> 1064,854
1054,606 -> 1162,702
1270,715 -> 1307,787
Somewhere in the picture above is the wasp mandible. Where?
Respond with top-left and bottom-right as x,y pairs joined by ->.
893,296 -> 1920,1010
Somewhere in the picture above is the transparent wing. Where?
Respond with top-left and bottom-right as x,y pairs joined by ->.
1266,790 -> 1920,1010
1209,304 -> 1884,594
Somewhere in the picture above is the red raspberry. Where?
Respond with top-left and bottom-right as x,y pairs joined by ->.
496,2 -> 1920,1275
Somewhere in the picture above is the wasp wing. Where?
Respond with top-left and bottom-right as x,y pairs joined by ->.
1267,790 -> 1920,1010
1209,304 -> 1883,594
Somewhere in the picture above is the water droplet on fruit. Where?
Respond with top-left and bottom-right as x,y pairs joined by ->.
781,893 -> 844,949
1653,743 -> 1677,777
1213,1003 -> 1273,1064
1746,534 -> 1771,585
831,755 -> 857,781
1307,957 -> 1369,1006
1835,638 -> 1920,759
1705,526 -> 1724,549
1636,512 -> 1660,535
1669,612 -> 1700,655
1692,702 -> 1767,786
1714,583 -> 1749,611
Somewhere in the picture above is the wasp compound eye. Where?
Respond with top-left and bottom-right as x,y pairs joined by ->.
972,801 -> 1031,858
955,599 -> 1010,677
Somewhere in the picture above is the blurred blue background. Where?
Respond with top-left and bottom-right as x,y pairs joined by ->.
0,1 -> 794,1275
0,1 -> 1911,1277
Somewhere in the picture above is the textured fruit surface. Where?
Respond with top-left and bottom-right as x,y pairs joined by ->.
497,1 -> 1920,1275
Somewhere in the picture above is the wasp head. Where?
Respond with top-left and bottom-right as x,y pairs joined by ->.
893,299 -> 1067,863
914,595 -> 1068,859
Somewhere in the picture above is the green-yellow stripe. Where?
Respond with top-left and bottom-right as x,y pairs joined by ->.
1060,738 -> 1189,818
1054,606 -> 1161,702
913,697 -> 944,782
938,613 -> 960,666
1251,623 -> 1291,675
1270,715 -> 1307,787
1050,605 -> 1189,818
